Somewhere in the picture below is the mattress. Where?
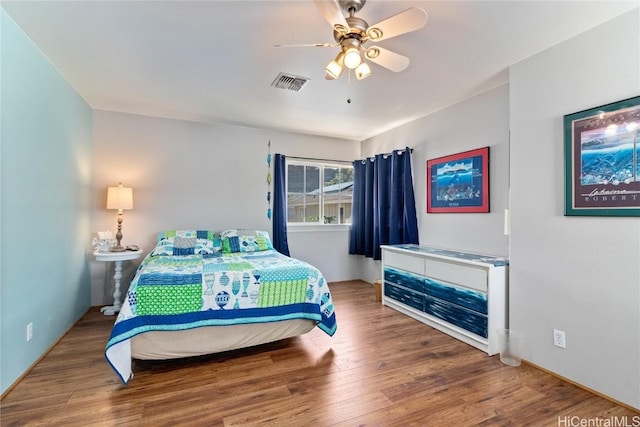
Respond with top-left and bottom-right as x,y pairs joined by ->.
131,318 -> 316,360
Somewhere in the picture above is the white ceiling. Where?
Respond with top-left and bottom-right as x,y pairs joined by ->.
3,1 -> 637,141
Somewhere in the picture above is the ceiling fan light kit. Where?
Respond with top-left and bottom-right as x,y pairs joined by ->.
354,61 -> 371,80
343,48 -> 362,69
325,53 -> 345,79
279,0 -> 428,82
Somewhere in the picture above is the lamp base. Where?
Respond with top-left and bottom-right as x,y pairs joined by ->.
109,245 -> 126,252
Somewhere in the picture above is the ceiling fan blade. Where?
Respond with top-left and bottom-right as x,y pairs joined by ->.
366,8 -> 428,42
274,42 -> 336,48
314,0 -> 350,35
364,46 -> 410,72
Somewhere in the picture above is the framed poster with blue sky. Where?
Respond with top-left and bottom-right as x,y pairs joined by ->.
564,96 -> 640,216
426,147 -> 489,213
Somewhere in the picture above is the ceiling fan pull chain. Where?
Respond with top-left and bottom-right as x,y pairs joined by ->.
346,70 -> 353,104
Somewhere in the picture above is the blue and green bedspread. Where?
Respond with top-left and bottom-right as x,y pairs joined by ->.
105,249 -> 336,383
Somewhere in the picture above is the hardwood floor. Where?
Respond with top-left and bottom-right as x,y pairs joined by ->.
1,281 -> 637,426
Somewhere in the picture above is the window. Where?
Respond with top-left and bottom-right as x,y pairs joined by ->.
286,160 -> 353,225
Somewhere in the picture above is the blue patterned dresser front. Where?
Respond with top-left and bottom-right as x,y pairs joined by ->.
381,244 -> 509,355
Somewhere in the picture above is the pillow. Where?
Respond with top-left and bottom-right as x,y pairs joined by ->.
220,229 -> 274,253
151,230 -> 222,256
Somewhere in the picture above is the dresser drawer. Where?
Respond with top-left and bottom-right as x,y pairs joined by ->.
424,295 -> 488,338
425,259 -> 487,292
384,283 -> 424,312
384,267 -> 424,293
424,277 -> 487,314
383,250 -> 425,275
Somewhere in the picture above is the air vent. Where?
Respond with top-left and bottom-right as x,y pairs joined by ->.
271,72 -> 309,92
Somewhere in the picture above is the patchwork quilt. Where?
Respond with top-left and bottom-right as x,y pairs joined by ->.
105,249 -> 336,383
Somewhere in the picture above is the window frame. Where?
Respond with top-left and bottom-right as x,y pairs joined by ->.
285,159 -> 353,227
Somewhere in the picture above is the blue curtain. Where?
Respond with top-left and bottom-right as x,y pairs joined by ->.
349,148 -> 418,260
272,153 -> 290,256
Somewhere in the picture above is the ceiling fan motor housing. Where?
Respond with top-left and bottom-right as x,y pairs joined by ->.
339,0 -> 366,14
333,16 -> 368,43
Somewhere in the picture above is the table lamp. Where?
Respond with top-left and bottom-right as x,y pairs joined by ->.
106,182 -> 133,252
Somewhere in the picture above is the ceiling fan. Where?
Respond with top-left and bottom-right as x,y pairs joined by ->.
276,0 -> 428,81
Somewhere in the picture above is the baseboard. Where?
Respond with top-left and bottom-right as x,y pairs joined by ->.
327,279 -> 369,285
522,359 -> 640,414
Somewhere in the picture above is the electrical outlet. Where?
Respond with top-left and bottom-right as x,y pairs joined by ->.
553,329 -> 566,349
26,322 -> 33,342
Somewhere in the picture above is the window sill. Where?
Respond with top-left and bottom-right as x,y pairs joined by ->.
287,224 -> 351,233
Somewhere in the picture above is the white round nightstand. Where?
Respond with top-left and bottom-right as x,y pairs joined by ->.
93,249 -> 143,315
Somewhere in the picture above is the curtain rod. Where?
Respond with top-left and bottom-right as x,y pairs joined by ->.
361,147 -> 413,161
381,147 -> 413,156
286,148 -> 413,165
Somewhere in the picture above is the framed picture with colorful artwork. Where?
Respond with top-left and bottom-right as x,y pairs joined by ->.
426,147 -> 490,213
564,96 -> 640,216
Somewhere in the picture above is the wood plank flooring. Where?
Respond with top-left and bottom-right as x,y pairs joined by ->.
1,281 -> 637,426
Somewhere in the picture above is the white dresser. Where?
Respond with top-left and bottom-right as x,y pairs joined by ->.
381,244 -> 509,355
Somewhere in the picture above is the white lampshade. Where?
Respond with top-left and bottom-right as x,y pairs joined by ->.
343,47 -> 362,69
355,62 -> 371,80
325,60 -> 343,79
325,51 -> 344,80
106,183 -> 133,210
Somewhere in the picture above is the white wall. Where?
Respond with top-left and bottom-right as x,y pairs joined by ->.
358,85 -> 511,283
288,225 -> 360,284
91,110 -> 361,304
509,9 -> 639,409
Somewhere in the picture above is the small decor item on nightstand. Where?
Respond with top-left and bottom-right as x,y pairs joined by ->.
106,182 -> 133,252
92,231 -> 115,252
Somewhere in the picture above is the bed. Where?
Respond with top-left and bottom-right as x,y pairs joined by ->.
105,229 -> 337,383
